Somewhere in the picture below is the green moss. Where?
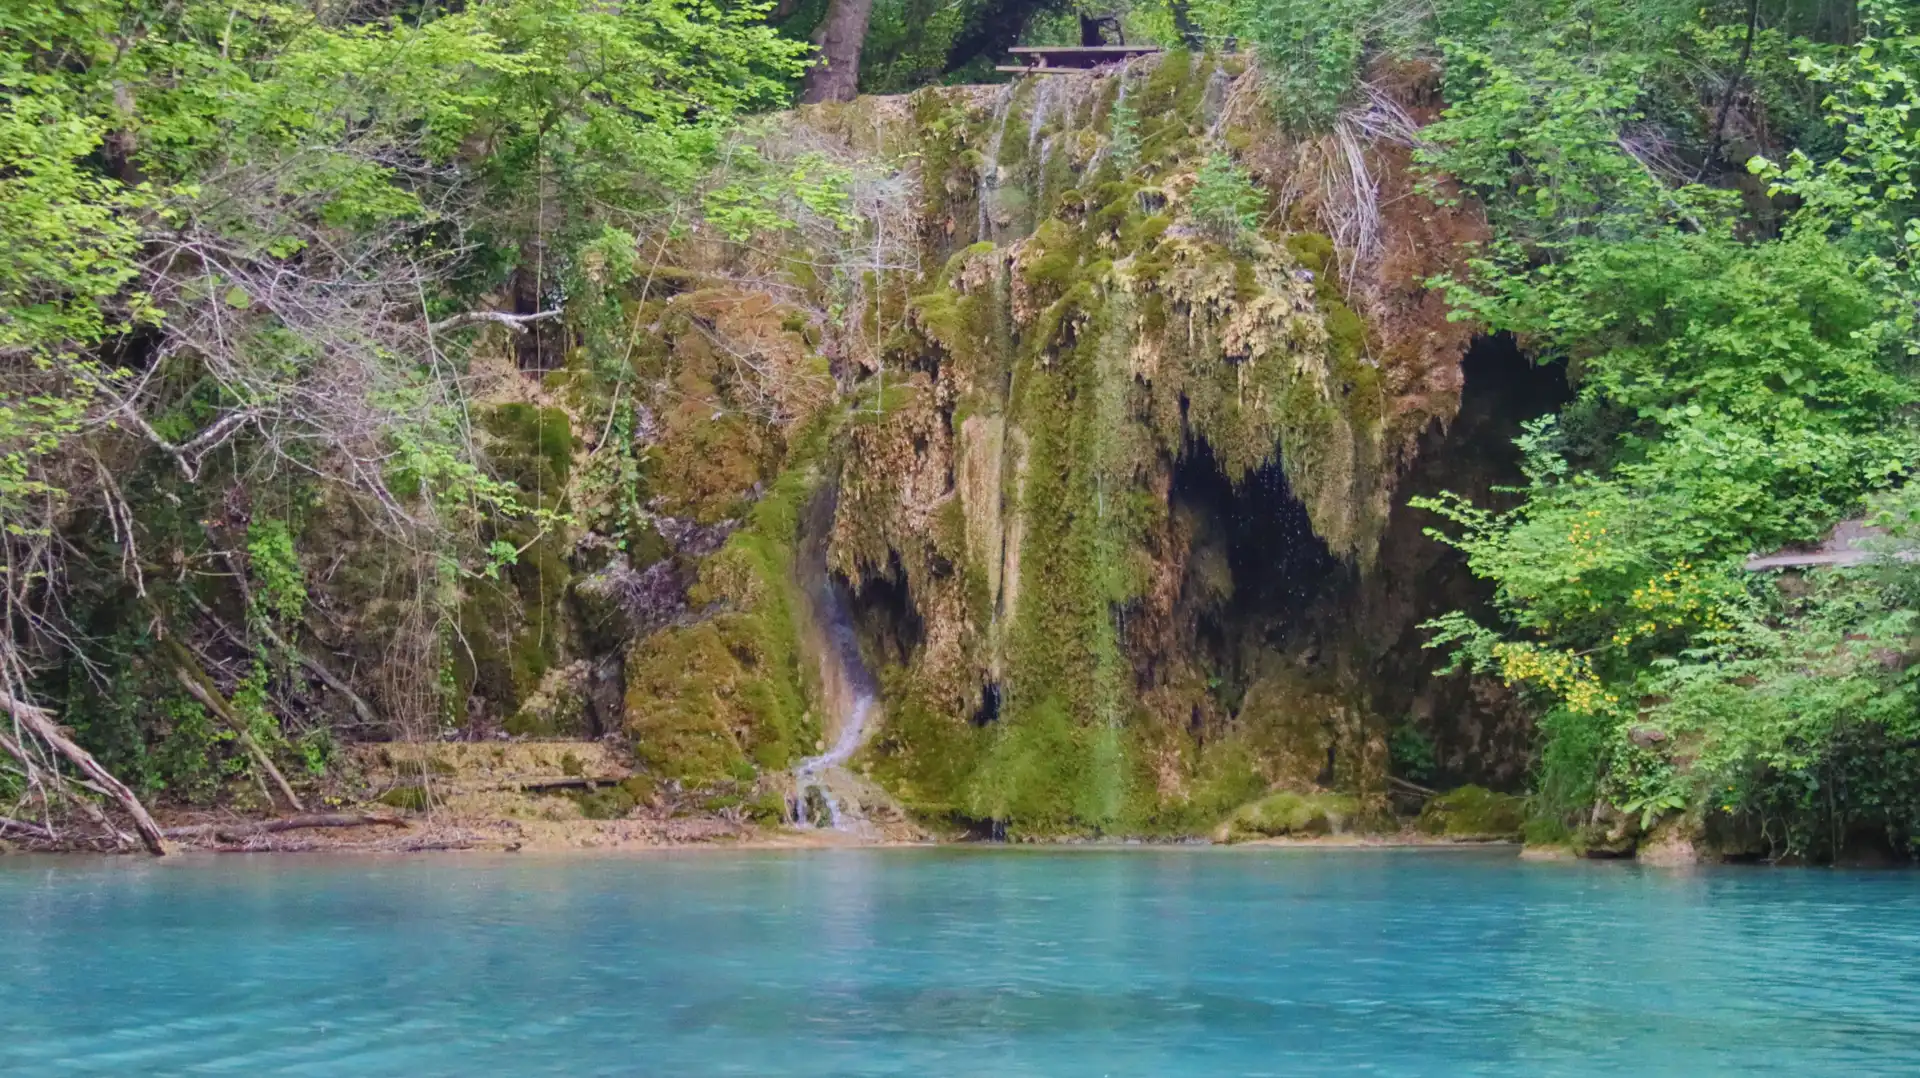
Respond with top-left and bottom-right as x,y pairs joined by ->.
1232,259 -> 1261,303
1284,232 -> 1335,277
378,785 -> 430,812
1416,786 -> 1527,839
855,56 -> 1397,837
482,403 -> 573,491
578,784 -> 636,819
457,404 -> 576,719
867,674 -> 990,821
746,788 -> 789,823
623,415 -> 831,786
1215,790 -> 1363,843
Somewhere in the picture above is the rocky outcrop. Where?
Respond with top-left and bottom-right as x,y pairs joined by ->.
353,54 -> 1541,840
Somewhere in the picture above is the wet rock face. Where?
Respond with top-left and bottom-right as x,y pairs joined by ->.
447,56 -> 1531,834
799,56 -> 1534,835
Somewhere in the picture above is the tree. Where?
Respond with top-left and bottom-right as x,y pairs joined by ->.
0,0 -> 807,850
802,0 -> 877,102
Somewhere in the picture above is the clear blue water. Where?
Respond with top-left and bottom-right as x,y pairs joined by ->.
3,848 -> 1918,1077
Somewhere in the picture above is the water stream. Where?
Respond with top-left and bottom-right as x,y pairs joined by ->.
791,484 -> 882,832
791,590 -> 877,831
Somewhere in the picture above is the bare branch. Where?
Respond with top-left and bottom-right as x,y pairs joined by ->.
171,667 -> 306,813
429,308 -> 564,334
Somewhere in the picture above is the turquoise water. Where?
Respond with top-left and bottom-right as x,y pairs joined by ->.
3,848 -> 1918,1076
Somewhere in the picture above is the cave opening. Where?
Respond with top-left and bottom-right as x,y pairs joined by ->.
1169,439 -> 1346,690
841,551 -> 925,668
970,681 -> 1003,726
1364,330 -> 1573,790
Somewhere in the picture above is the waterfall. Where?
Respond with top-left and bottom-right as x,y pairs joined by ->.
790,482 -> 881,833
977,84 -> 1017,246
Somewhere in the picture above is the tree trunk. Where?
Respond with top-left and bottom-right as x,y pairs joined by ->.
0,692 -> 170,855
942,0 -> 1049,76
1169,0 -> 1202,49
1079,15 -> 1124,46
799,0 -> 875,104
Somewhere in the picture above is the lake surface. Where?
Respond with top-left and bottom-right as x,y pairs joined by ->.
2,847 -> 1917,1076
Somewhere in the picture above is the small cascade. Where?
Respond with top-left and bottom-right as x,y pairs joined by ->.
976,84 -> 1018,245
1026,75 -> 1058,162
1202,64 -> 1235,140
790,483 -> 884,835
792,696 -> 873,830
1087,76 -> 1132,174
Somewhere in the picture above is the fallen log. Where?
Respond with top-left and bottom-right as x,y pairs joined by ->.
517,776 -> 633,793
1388,775 -> 1438,797
2,691 -> 170,855
0,816 -> 57,844
163,813 -> 409,842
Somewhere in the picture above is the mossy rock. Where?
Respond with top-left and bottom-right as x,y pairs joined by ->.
377,785 -> 430,812
746,788 -> 789,823
1415,786 -> 1526,840
1214,790 -> 1361,843
577,785 -> 637,820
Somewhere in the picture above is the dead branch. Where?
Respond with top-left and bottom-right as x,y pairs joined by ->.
162,812 -> 409,841
105,402 -> 260,482
429,309 -> 563,334
517,776 -> 632,792
0,691 -> 170,855
1388,775 -> 1438,797
202,565 -> 385,733
170,666 -> 307,813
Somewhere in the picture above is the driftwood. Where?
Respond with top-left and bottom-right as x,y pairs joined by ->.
1388,775 -> 1438,797
163,812 -> 409,842
1,691 -> 170,855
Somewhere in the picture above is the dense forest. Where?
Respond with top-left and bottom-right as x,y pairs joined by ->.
3,0 -> 1918,862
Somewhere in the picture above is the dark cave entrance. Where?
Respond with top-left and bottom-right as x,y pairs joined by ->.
840,551 -> 924,669
1449,332 -> 1572,449
1367,331 -> 1573,789
1169,439 -> 1346,686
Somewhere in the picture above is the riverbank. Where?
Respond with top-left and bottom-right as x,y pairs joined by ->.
24,807 -> 1522,856
0,734 -> 1554,856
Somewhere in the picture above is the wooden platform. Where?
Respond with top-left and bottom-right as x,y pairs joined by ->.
997,45 -> 1161,75
1745,518 -> 1919,570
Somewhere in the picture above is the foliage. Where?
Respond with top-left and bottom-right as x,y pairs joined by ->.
1188,151 -> 1263,241
1388,722 -> 1437,783
1413,4 -> 1920,857
1233,0 -> 1376,130
246,519 -> 306,628
1756,0 -> 1920,355
0,0 -> 810,828
702,144 -> 861,241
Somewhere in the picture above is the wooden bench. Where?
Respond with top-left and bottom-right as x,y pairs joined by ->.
996,45 -> 1162,75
